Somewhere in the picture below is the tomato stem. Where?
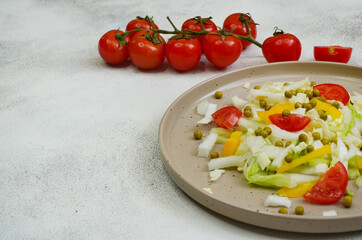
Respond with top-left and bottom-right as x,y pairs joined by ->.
119,15 -> 262,48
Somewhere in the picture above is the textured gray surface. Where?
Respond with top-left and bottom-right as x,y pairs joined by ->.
0,0 -> 361,239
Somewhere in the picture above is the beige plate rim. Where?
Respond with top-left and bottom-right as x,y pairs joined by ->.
158,61 -> 362,233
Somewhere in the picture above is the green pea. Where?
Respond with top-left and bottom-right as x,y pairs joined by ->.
255,129 -> 262,136
310,81 -> 316,86
306,145 -> 314,153
264,127 -> 272,135
265,104 -> 272,111
296,89 -> 303,94
259,100 -> 267,108
343,196 -> 352,208
194,130 -> 202,140
309,99 -> 317,108
290,90 -> 297,96
260,130 -> 269,138
312,132 -> 321,140
284,154 -> 293,163
244,110 -> 252,118
319,96 -> 326,102
299,134 -> 308,143
320,111 -> 328,121
312,89 -> 320,97
304,103 -> 313,111
294,102 -> 302,109
244,106 -> 251,111
295,206 -> 304,215
275,141 -> 284,147
304,90 -> 313,99
254,85 -> 261,90
285,141 -> 292,147
283,82 -> 290,86
332,102 -> 340,109
215,91 -> 223,99
282,109 -> 290,117
210,152 -> 219,159
284,91 -> 293,98
321,138 -> 329,145
278,208 -> 288,214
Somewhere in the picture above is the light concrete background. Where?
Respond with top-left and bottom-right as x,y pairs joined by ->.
0,0 -> 361,239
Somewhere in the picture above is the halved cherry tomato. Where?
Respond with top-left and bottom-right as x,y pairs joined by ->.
313,83 -> 350,105
98,30 -> 130,65
223,13 -> 257,49
126,16 -> 159,39
128,30 -> 165,70
181,17 -> 218,46
203,32 -> 243,68
262,29 -> 301,63
165,35 -> 202,72
314,46 -> 352,63
304,161 -> 348,204
212,106 -> 242,130
269,114 -> 311,132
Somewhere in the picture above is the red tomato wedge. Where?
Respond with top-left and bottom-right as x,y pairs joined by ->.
304,161 -> 348,204
212,106 -> 242,130
313,83 -> 350,105
314,46 -> 352,63
269,114 -> 311,132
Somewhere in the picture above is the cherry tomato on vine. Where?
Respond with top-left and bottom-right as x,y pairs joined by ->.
98,29 -> 130,65
269,114 -> 311,132
181,17 -> 218,45
126,16 -> 159,39
128,30 -> 166,70
165,35 -> 202,72
262,28 -> 301,63
212,106 -> 242,130
314,46 -> 352,63
203,32 -> 243,68
223,13 -> 257,49
313,83 -> 350,105
304,161 -> 348,204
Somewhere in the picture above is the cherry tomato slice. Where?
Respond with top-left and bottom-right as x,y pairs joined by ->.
314,46 -> 352,63
304,161 -> 348,204
313,83 -> 350,105
269,114 -> 311,132
212,106 -> 242,130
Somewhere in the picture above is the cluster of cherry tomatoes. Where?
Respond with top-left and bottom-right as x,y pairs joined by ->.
98,13 -> 352,72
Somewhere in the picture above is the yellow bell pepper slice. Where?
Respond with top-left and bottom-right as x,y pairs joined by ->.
257,102 -> 295,123
221,131 -> 242,157
276,181 -> 318,198
357,157 -> 362,170
314,98 -> 341,119
277,145 -> 332,173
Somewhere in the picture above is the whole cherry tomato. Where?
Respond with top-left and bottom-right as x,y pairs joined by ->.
269,114 -> 311,132
304,161 -> 348,204
212,106 -> 242,130
262,28 -> 302,63
223,13 -> 257,49
165,35 -> 202,72
128,30 -> 166,70
313,83 -> 350,105
203,32 -> 243,68
98,29 -> 130,65
181,17 -> 218,45
126,16 -> 159,39
314,46 -> 352,63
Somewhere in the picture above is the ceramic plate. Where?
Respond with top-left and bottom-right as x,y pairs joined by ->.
158,62 -> 362,233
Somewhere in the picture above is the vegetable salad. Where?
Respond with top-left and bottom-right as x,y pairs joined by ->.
196,78 -> 362,205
